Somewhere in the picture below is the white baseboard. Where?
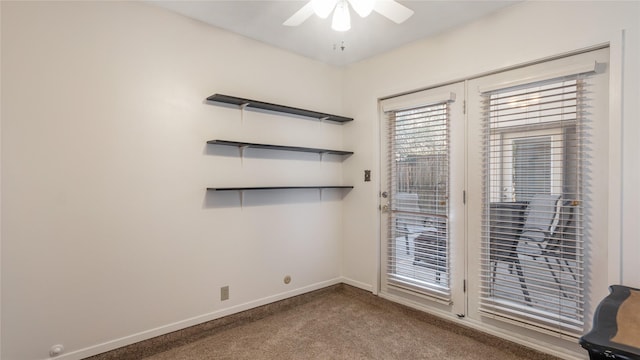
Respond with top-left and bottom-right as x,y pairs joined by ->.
339,277 -> 374,292
39,278 -> 578,360
53,278 -> 343,360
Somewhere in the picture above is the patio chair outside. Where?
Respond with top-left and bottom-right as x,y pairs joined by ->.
395,192 -> 427,254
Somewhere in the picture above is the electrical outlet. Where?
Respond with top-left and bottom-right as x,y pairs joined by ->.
220,286 -> 229,301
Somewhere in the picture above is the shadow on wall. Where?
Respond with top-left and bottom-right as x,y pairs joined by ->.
202,188 -> 350,208
204,143 -> 349,163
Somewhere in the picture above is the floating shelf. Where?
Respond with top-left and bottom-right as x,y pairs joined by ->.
207,140 -> 353,156
206,94 -> 353,123
208,186 -> 354,192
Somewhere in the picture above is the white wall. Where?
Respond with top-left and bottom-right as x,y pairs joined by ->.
1,2 -> 348,359
342,0 -> 640,304
2,1 -> 639,360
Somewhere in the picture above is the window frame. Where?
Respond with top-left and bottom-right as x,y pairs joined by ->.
497,129 -> 564,203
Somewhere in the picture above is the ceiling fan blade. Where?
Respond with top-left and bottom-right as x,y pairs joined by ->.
373,0 -> 414,24
347,0 -> 375,18
283,2 -> 315,26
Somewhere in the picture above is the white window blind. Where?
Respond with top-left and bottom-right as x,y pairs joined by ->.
480,77 -> 586,336
386,102 -> 451,300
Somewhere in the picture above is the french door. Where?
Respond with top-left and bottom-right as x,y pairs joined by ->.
379,82 -> 465,316
379,47 -> 612,353
466,47 -> 610,343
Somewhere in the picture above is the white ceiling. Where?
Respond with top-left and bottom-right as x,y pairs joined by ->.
151,1 -> 518,66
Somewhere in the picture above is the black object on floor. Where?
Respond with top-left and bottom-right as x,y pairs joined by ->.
579,285 -> 640,360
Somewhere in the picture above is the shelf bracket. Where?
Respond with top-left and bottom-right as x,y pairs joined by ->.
319,116 -> 330,123
239,145 -> 249,158
239,102 -> 249,124
240,190 -> 245,208
239,145 -> 250,166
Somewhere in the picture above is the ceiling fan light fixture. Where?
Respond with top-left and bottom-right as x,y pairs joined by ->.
348,0 -> 375,18
312,0 -> 338,19
331,0 -> 351,31
283,0 -> 413,30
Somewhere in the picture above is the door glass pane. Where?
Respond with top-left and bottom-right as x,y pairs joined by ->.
481,78 -> 585,336
387,103 -> 451,298
513,136 -> 551,201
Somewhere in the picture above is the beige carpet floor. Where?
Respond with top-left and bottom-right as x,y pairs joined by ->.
133,286 -> 559,360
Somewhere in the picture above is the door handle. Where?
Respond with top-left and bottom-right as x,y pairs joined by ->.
381,204 -> 390,212
381,191 -> 389,198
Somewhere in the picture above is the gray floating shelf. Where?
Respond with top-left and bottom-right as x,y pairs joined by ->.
206,94 -> 353,123
207,140 -> 353,156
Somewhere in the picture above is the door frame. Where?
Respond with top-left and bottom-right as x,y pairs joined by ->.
377,82 -> 467,317
372,42 -> 623,360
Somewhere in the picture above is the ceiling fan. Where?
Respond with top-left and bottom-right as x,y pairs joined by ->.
283,0 -> 414,31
